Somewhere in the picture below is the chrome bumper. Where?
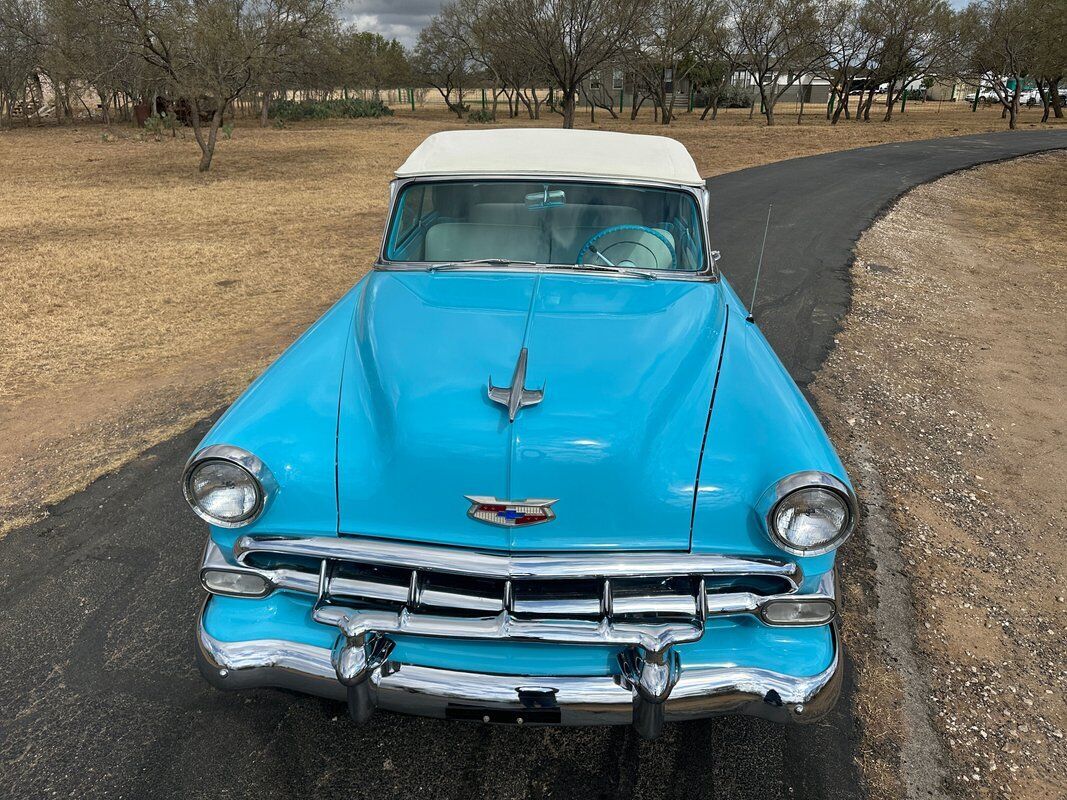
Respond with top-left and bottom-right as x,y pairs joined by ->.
196,600 -> 843,731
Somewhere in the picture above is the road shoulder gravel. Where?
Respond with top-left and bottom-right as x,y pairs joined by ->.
812,152 -> 1067,800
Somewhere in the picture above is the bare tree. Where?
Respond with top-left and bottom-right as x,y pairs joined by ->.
863,0 -> 956,122
625,0 -> 712,124
118,0 -> 331,171
685,15 -> 734,120
0,0 -> 43,125
494,0 -> 645,128
725,0 -> 823,126
817,0 -> 878,123
413,12 -> 470,116
958,0 -> 1035,128
1024,0 -> 1064,120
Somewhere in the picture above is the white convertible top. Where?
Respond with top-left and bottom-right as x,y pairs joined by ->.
395,129 -> 705,187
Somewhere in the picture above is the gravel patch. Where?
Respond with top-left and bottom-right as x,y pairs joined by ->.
814,151 -> 1066,799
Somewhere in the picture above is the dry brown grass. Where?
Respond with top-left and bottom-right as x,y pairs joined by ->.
0,103 -> 1063,530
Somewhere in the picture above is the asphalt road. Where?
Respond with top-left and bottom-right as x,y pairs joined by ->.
708,128 -> 1067,387
2,129 -> 1063,800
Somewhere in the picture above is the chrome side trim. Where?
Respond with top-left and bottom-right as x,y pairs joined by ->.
195,602 -> 842,727
182,444 -> 277,529
233,535 -> 800,583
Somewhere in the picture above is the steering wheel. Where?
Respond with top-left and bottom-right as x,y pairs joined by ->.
576,225 -> 677,271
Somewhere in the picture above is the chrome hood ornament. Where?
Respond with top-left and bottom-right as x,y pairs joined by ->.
488,347 -> 543,422
466,496 -> 558,527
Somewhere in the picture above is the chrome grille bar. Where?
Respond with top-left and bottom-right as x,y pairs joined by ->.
235,535 -> 801,584
313,605 -> 703,653
203,536 -> 832,650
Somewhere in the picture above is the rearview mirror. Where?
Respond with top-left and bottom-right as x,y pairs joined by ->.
525,188 -> 566,210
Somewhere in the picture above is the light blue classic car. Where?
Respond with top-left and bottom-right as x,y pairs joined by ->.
187,129 -> 857,738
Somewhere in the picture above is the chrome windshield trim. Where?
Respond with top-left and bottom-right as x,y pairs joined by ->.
233,535 -> 800,583
374,174 -> 717,282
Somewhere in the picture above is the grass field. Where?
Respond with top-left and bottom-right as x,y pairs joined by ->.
0,102 -> 1063,530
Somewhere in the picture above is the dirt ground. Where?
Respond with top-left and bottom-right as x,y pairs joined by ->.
1,103 -> 1062,532
813,152 -> 1067,799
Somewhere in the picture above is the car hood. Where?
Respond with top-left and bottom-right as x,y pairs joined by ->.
337,270 -> 727,551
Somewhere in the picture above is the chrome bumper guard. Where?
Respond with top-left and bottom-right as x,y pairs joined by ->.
199,536 -> 841,737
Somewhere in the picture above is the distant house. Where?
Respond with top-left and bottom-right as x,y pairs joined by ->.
581,65 -> 832,113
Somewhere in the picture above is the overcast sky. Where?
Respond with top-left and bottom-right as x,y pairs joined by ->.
344,0 -> 974,50
338,0 -> 443,48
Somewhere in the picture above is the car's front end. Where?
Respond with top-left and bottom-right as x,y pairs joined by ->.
186,129 -> 857,738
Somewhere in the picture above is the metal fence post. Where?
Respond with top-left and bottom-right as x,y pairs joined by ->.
409,88 -> 415,111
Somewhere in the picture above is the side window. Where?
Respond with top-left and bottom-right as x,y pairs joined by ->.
393,184 -> 425,246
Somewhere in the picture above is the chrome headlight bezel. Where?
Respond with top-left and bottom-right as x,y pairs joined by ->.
758,471 -> 858,557
182,445 -> 276,528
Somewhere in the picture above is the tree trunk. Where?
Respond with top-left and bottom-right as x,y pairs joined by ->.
1008,81 -> 1019,130
883,79 -> 897,122
189,98 -> 225,172
561,90 -> 576,129
797,83 -> 806,124
98,90 -> 110,125
832,82 -> 848,124
261,91 -> 271,126
1036,79 -> 1050,122
1048,79 -> 1063,118
759,86 -> 774,126
862,87 -> 875,121
700,93 -> 714,120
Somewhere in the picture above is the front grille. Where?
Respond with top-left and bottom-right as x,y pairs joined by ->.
241,548 -> 795,623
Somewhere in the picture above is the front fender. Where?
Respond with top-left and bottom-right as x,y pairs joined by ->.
691,283 -> 851,579
190,281 -> 366,542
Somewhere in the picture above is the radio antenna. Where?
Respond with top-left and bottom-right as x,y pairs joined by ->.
747,204 -> 772,323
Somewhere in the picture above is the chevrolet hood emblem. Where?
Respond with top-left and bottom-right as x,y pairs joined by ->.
466,496 -> 557,527
488,347 -> 543,422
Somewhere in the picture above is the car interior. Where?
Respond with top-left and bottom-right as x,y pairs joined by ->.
386,181 -> 705,271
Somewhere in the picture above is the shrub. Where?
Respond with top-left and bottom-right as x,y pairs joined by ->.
143,114 -> 165,140
269,98 -> 393,122
720,86 -> 754,108
467,108 -> 495,123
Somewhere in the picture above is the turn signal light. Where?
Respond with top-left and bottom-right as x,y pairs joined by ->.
760,599 -> 836,626
202,569 -> 271,597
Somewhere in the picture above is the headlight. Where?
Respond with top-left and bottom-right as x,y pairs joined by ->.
759,472 -> 857,556
182,445 -> 275,528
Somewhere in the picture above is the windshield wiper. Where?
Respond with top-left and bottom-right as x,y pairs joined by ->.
573,263 -> 657,280
429,258 -> 538,272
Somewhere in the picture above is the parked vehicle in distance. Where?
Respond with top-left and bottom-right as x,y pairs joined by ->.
964,89 -> 1001,103
186,129 -> 857,739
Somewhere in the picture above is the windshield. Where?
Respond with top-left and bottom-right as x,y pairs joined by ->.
383,180 -> 706,273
